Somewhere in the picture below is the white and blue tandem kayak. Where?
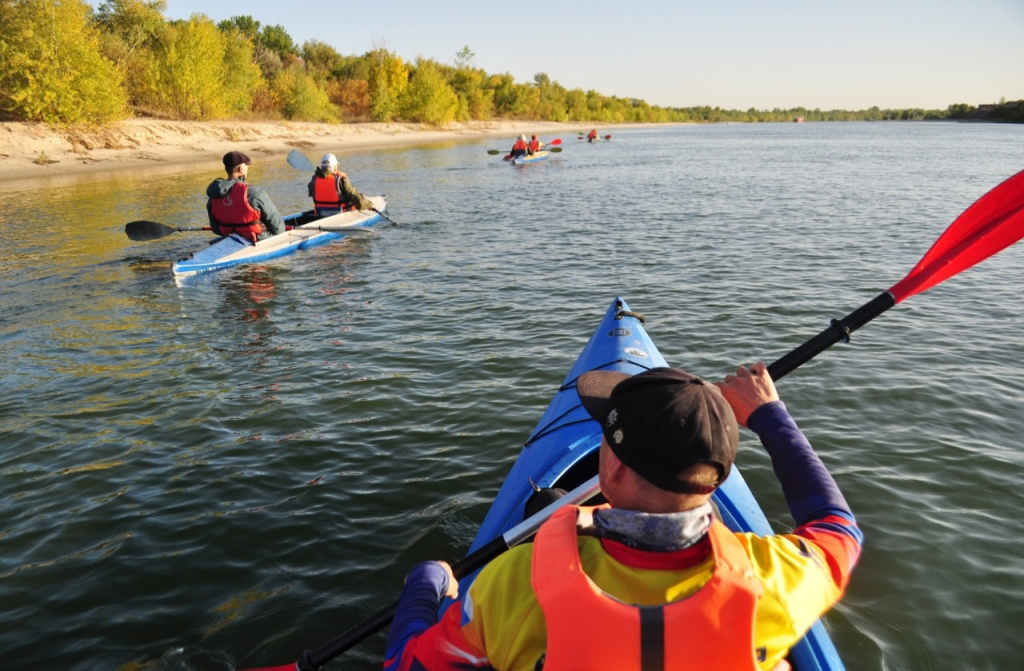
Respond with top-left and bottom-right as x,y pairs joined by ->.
450,296 -> 845,671
171,195 -> 387,278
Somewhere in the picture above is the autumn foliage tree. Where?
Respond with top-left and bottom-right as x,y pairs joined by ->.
0,5 -> 963,125
272,64 -> 337,122
368,47 -> 407,122
0,0 -> 127,123
333,79 -> 370,120
401,60 -> 458,124
94,0 -> 166,107
136,15 -> 261,120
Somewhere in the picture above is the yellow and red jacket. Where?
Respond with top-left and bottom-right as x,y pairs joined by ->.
384,508 -> 860,671
533,506 -> 760,670
209,182 -> 263,242
528,139 -> 542,153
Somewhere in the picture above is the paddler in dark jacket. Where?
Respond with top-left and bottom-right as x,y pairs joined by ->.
206,151 -> 285,242
307,153 -> 374,215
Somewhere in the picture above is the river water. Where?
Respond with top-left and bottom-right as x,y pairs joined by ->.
1,122 -> 1023,670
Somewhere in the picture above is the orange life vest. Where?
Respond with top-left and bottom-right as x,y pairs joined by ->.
528,139 -> 542,152
209,181 -> 263,242
531,506 -> 761,671
313,173 -> 350,215
512,138 -> 528,152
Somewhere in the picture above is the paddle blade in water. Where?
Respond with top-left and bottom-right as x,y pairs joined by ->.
125,220 -> 176,241
486,149 -> 501,155
888,169 -> 1024,302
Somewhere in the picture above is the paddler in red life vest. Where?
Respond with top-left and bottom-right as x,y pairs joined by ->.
384,363 -> 862,671
509,133 -> 529,159
587,128 -> 599,141
205,150 -> 285,242
307,153 -> 373,216
527,134 -> 544,155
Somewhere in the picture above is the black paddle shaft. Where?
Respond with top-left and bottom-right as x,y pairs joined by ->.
767,291 -> 896,382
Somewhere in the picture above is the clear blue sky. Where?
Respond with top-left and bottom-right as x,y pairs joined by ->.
150,0 -> 1023,110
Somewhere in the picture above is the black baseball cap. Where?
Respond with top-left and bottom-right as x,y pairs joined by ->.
577,367 -> 738,494
222,151 -> 251,170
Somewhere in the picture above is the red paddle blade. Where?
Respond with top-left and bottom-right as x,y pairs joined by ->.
237,664 -> 297,671
549,138 -> 562,146
888,169 -> 1024,303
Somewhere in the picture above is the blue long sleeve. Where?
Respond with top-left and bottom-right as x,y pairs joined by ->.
383,561 -> 451,666
746,401 -> 853,526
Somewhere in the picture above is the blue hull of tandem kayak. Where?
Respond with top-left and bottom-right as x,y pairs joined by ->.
456,296 -> 844,671
171,196 -> 386,278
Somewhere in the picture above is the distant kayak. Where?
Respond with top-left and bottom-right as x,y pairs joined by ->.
491,139 -> 561,162
171,196 -> 387,278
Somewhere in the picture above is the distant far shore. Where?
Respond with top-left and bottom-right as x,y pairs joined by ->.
0,119 -> 661,185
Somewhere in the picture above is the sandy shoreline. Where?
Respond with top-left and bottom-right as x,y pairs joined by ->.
0,119 -> 596,185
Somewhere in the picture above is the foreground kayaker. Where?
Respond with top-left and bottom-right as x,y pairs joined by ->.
205,151 -> 285,242
308,153 -> 374,215
384,362 -> 862,670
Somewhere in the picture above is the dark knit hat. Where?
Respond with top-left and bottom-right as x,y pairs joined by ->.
222,151 -> 251,170
577,367 -> 738,494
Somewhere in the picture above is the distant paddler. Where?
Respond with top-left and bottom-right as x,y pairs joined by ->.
308,153 -> 374,215
509,133 -> 529,159
527,134 -> 544,155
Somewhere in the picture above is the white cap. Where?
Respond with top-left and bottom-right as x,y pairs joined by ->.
518,134 -> 527,141
320,153 -> 339,169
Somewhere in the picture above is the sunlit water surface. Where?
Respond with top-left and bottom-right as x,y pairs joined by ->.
1,122 -> 1023,670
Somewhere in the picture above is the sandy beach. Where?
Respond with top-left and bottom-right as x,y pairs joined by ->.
0,119 -> 580,185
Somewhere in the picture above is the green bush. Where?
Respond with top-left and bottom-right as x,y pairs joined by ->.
368,48 -> 407,122
401,60 -> 458,124
273,66 -> 338,122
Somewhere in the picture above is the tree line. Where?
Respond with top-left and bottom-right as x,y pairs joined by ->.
0,0 -> 1018,126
